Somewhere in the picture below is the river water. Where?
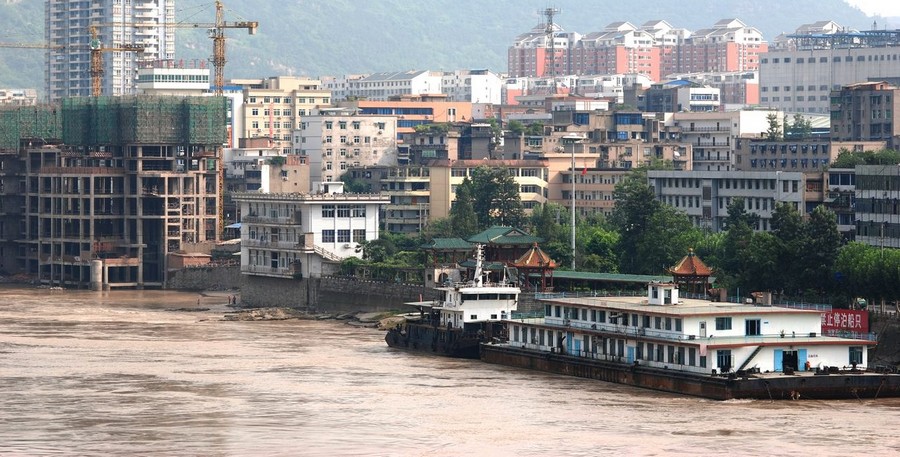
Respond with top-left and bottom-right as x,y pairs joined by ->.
1,286 -> 898,456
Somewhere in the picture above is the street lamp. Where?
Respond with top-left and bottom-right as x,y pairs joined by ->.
562,133 -> 585,270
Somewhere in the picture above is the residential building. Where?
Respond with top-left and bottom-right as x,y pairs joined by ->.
647,170 -> 820,232
507,19 -> 766,81
670,110 -> 780,171
233,76 -> 332,154
760,22 -> 900,114
234,182 -> 389,279
339,95 -> 474,143
664,71 -> 760,106
45,0 -> 175,102
320,74 -> 367,102
678,19 -> 767,74
825,168 -> 857,241
829,82 -> 900,149
854,165 -> 900,250
639,80 -> 721,112
296,109 -> 399,189
0,89 -> 38,106
734,138 -> 886,172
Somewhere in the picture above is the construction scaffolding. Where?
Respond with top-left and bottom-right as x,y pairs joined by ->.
61,95 -> 228,147
0,105 -> 62,152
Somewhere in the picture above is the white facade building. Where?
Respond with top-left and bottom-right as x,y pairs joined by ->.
234,183 -> 390,279
46,0 -> 175,102
440,70 -> 502,104
347,70 -> 443,101
296,109 -> 399,190
136,65 -> 211,96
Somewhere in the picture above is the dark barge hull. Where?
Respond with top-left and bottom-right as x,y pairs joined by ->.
481,344 -> 900,400
385,324 -> 482,359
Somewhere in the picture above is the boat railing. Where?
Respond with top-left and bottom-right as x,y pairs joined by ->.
535,290 -> 645,300
822,329 -> 877,341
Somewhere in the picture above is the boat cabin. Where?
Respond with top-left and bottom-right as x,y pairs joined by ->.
505,282 -> 875,375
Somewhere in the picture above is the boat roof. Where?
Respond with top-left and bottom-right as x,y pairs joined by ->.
541,296 -> 822,317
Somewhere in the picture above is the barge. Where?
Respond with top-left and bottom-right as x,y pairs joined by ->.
481,282 -> 900,400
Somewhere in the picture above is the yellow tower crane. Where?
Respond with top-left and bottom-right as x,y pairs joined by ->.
88,25 -> 145,97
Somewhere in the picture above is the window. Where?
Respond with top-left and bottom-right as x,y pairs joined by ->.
251,108 -> 259,116
339,121 -> 347,129
322,205 -> 335,217
849,346 -> 863,365
717,349 -> 733,372
352,229 -> 366,243
715,317 -> 732,331
325,121 -> 333,129
337,205 -> 351,217
337,229 -> 350,243
352,205 -> 366,217
322,229 -> 335,242
745,319 -> 761,336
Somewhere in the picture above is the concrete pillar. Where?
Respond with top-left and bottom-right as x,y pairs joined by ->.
90,260 -> 103,291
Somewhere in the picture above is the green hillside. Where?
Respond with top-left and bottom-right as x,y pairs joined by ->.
0,0 -> 885,95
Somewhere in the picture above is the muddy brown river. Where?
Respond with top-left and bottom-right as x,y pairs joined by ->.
1,286 -> 898,456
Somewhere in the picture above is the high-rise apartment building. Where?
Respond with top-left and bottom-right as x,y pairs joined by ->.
45,0 -> 175,102
508,19 -> 766,81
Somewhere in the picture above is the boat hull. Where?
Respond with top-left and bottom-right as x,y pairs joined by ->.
481,343 -> 900,400
385,324 -> 482,359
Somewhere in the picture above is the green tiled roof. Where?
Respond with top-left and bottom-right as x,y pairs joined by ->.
466,226 -> 542,245
459,260 -> 509,271
422,238 -> 473,250
538,270 -> 673,284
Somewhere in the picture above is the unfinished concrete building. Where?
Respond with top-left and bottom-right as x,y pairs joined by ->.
1,96 -> 226,288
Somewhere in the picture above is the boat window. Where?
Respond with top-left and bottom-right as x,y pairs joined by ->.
598,310 -> 606,322
715,317 -> 733,331
849,347 -> 863,365
581,309 -> 588,321
675,319 -> 683,332
545,304 -> 552,317
631,314 -> 638,327
470,314 -> 477,320
665,318 -> 672,331
513,326 -> 519,342
591,310 -> 597,322
642,315 -> 651,328
555,306 -> 561,318
655,316 -> 662,329
646,343 -> 654,360
700,355 -> 707,368
688,347 -> 697,366
717,350 -> 733,372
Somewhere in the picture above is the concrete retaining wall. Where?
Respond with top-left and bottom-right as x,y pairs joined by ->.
239,275 -> 440,313
166,265 -> 241,291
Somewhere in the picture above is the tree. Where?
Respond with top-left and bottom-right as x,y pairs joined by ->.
507,119 -> 525,135
610,168 -> 661,273
764,113 -> 782,141
525,122 -> 544,136
449,178 -> 478,237
341,174 -> 370,193
799,206 -> 841,295
466,166 -> 526,230
723,198 -> 760,231
786,113 -> 812,139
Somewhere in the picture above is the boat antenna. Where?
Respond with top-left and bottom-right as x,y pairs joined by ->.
473,244 -> 484,287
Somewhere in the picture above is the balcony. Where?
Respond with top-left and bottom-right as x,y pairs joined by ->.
241,264 -> 295,278
242,239 -> 305,250
242,214 -> 301,225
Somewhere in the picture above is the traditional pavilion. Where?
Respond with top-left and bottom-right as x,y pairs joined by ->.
512,242 -> 557,292
668,248 -> 713,296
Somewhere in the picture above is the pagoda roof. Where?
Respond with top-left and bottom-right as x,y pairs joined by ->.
512,243 -> 558,269
669,249 -> 712,277
422,237 -> 474,250
466,226 -> 542,245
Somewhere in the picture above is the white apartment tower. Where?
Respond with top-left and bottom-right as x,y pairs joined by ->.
45,0 -> 175,102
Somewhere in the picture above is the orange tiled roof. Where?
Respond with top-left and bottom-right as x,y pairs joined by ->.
512,243 -> 557,269
669,249 -> 712,276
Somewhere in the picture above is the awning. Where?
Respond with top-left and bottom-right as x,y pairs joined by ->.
225,222 -> 241,229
